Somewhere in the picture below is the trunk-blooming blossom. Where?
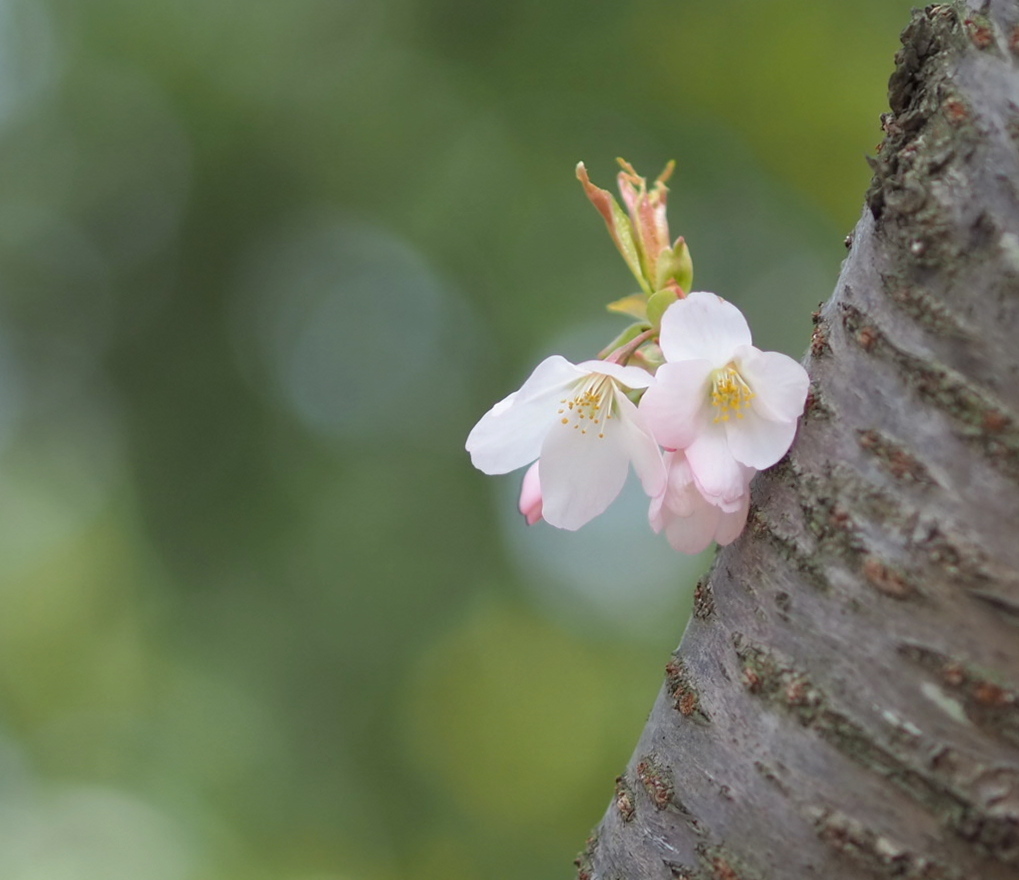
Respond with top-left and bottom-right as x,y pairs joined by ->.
466,357 -> 665,531
465,160 -> 810,553
650,451 -> 755,554
639,292 -> 809,509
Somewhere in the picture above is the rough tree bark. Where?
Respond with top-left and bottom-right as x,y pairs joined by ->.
581,3 -> 1019,878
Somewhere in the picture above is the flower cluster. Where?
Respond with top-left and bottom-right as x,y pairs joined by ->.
466,160 -> 809,554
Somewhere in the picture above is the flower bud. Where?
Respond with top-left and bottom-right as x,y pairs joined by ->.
518,462 -> 543,525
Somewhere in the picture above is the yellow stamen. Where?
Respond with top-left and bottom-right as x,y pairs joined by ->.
558,375 -> 615,438
710,364 -> 754,422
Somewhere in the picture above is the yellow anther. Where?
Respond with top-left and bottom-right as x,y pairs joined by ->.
558,375 -> 615,438
710,365 -> 754,422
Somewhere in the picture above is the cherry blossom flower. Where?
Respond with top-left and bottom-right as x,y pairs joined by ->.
466,356 -> 665,531
465,160 -> 809,554
518,462 -> 543,526
649,450 -> 754,554
639,291 -> 809,509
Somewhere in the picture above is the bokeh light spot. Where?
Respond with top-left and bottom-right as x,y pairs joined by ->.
0,784 -> 195,880
235,215 -> 469,444
407,604 -> 616,829
0,0 -> 58,126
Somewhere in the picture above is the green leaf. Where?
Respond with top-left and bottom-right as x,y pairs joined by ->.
655,237 -> 694,294
576,163 -> 651,293
606,293 -> 649,321
646,288 -> 679,329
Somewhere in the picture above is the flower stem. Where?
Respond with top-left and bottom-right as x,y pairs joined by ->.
603,327 -> 656,365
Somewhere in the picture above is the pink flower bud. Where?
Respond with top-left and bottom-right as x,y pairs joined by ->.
518,462 -> 543,526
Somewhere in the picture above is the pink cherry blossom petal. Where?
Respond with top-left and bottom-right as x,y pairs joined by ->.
660,451 -> 698,518
713,469 -> 755,513
638,359 -> 713,450
736,346 -> 810,423
724,408 -> 798,470
714,490 -> 751,546
658,291 -> 752,365
649,488 -> 666,530
649,449 -> 752,553
661,503 -> 720,554
684,424 -> 748,508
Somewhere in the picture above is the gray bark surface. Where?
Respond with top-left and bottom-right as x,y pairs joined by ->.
582,3 -> 1019,878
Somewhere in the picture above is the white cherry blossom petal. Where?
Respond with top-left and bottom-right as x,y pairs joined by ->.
650,296 -> 807,493
538,411 -> 632,531
658,291 -> 752,365
578,359 -> 656,389
513,354 -> 590,399
735,346 -> 809,423
613,389 -> 666,497
724,408 -> 798,470
638,359 -> 713,450
466,354 -> 663,530
466,385 -> 564,473
465,356 -> 583,474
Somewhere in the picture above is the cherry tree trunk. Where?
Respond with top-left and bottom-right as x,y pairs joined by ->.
582,3 -> 1019,878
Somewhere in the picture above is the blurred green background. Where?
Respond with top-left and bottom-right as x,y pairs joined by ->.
0,0 -> 913,877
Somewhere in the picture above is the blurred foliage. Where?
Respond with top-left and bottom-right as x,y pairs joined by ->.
0,0 -> 912,877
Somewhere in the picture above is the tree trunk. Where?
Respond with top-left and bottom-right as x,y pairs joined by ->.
582,3 -> 1019,878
